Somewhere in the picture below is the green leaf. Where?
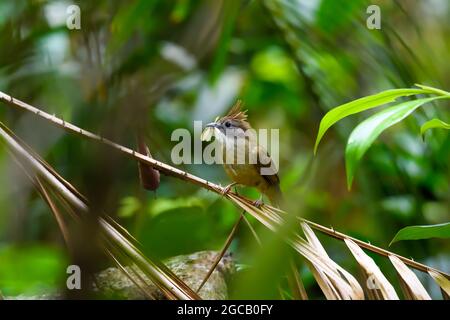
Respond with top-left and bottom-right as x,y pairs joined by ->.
149,197 -> 206,217
415,84 -> 450,97
390,222 -> 450,245
117,196 -> 142,218
420,118 -> 450,137
345,96 -> 445,189
314,88 -> 433,154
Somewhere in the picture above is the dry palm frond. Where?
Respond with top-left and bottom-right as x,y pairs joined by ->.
35,178 -> 71,248
228,194 -> 365,299
428,270 -> 450,299
287,260 -> 308,300
301,223 -> 364,300
0,122 -> 200,300
389,255 -> 431,300
344,239 -> 398,300
104,248 -> 157,300
1,91 -> 449,299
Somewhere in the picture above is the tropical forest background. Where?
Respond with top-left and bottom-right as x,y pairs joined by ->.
0,0 -> 448,299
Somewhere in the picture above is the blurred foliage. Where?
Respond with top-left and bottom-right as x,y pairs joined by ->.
0,245 -> 67,296
0,0 -> 448,298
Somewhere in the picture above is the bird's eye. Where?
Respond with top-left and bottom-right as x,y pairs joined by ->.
225,121 -> 231,128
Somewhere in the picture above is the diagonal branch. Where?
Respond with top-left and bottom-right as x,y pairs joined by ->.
197,213 -> 244,292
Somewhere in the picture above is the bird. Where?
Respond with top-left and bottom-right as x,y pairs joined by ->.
201,101 -> 283,207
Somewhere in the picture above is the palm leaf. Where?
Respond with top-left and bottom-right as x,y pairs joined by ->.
428,270 -> 450,299
344,239 -> 398,300
301,223 -> 364,300
389,255 -> 431,300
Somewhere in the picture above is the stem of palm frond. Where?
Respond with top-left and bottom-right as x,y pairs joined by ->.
104,247 -> 157,300
6,146 -> 72,248
0,91 -> 448,280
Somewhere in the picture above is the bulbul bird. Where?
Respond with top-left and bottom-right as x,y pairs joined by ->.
202,101 -> 283,207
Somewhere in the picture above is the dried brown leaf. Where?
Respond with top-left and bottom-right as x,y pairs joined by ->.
345,239 -> 398,300
389,255 -> 431,300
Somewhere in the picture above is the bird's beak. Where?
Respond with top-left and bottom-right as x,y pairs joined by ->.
206,122 -> 220,129
201,122 -> 219,142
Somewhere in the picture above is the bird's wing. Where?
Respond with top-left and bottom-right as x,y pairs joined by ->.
253,145 -> 280,186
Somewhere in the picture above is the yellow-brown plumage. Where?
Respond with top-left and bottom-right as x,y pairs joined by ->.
204,101 -> 283,207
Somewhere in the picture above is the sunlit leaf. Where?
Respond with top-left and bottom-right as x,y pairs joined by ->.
314,88 -> 433,154
345,96 -> 445,189
390,222 -> 450,245
420,118 -> 450,137
118,196 -> 142,218
415,84 -> 450,97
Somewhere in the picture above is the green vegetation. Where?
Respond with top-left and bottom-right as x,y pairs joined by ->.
0,0 -> 448,299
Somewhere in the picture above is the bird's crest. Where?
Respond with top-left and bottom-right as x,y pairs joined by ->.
225,100 -> 248,122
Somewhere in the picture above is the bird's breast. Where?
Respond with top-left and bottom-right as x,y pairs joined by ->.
221,143 -> 256,185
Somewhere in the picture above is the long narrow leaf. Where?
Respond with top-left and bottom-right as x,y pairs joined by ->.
344,239 -> 399,300
301,223 -> 364,299
314,88 -> 433,153
345,96 -> 447,188
389,255 -> 431,300
428,270 -> 450,299
420,118 -> 450,137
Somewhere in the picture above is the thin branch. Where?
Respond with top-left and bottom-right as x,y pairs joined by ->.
197,213 -> 244,292
0,91 -> 448,279
0,91 -> 222,194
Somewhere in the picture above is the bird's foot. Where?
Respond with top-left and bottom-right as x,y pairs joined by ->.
253,196 -> 264,208
221,182 -> 237,197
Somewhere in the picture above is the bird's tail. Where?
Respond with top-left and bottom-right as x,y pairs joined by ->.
267,184 -> 284,208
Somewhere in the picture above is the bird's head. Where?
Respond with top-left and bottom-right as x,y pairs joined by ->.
202,100 -> 252,144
